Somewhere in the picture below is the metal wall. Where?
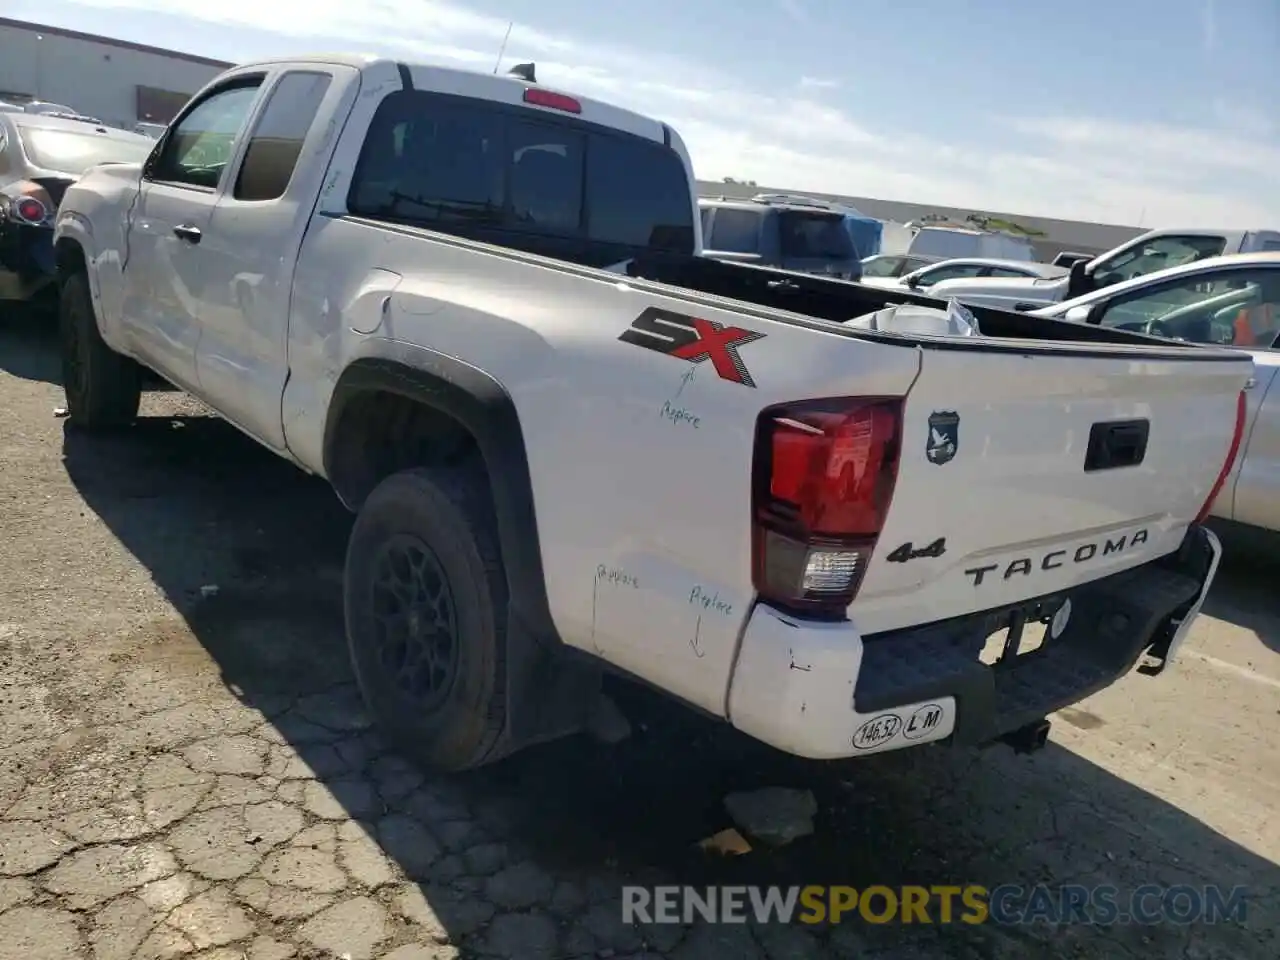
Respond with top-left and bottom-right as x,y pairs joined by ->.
0,19 -> 228,129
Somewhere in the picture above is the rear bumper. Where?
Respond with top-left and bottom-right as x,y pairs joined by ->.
725,525 -> 1220,759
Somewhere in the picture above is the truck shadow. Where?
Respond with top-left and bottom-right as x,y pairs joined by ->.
1201,519 -> 1280,654
0,306 -> 62,384
0,309 -> 178,388
60,412 -> 1280,959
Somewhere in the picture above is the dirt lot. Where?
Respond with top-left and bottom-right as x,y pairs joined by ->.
0,314 -> 1277,960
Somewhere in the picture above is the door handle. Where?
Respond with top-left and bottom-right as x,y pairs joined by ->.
173,224 -> 202,244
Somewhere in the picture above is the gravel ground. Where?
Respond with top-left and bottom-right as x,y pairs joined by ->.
0,312 -> 1277,960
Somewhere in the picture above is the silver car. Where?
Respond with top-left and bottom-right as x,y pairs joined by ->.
0,112 -> 153,308
1030,252 -> 1280,533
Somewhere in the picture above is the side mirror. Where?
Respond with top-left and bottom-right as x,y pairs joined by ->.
903,275 -> 920,289
1063,304 -> 1093,324
1066,259 -> 1091,298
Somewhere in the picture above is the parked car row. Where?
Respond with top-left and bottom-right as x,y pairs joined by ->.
48,53 -> 1247,777
858,256 -> 1066,292
697,193 -> 868,280
930,227 -> 1280,310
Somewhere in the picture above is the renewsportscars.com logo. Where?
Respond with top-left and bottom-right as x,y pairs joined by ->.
621,884 -> 1249,926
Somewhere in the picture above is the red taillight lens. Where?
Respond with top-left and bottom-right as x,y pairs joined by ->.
1194,388 -> 1248,524
523,88 -> 582,114
752,397 -> 903,617
15,197 -> 47,224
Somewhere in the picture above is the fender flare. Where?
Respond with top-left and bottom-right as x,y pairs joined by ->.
322,352 -> 559,650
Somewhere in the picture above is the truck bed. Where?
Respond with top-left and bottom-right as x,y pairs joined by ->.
621,251 -> 1223,353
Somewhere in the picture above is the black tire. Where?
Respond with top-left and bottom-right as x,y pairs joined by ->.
344,465 -> 509,772
59,271 -> 141,428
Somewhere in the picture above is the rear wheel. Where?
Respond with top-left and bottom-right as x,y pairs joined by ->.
344,465 -> 509,772
59,271 -> 141,428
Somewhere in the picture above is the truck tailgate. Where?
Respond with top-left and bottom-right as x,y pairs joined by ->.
850,343 -> 1252,634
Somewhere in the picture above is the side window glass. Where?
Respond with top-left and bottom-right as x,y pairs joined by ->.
152,82 -> 263,189
987,266 -> 1033,278
508,120 -> 584,235
1093,235 -> 1226,287
707,208 -> 763,253
918,264 -> 982,286
233,72 -> 332,202
348,91 -> 503,224
1098,269 -> 1280,347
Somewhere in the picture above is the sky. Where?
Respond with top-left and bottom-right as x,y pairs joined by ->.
11,0 -> 1280,228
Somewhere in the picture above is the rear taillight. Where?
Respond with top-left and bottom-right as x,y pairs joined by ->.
751,397 -> 903,618
15,197 -> 47,224
5,181 -> 54,226
1194,388 -> 1248,524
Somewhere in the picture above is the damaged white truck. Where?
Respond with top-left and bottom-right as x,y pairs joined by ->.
53,54 -> 1252,771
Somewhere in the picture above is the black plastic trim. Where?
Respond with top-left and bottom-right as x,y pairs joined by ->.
396,62 -> 414,89
851,528 -> 1211,746
323,352 -> 559,651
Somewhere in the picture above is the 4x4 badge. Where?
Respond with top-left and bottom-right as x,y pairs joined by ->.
926,411 -> 959,465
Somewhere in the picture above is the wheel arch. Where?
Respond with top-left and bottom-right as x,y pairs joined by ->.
54,235 -> 88,277
323,354 -> 560,650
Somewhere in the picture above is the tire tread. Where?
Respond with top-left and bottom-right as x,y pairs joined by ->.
60,271 -> 141,429
344,462 -> 509,771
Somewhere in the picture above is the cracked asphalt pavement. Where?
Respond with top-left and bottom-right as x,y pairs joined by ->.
1,314 -> 1278,960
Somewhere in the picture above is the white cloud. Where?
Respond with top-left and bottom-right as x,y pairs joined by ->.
799,76 -> 839,90
58,0 -> 1280,226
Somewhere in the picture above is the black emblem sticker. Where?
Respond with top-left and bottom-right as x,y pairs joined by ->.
885,538 -> 947,563
618,307 -> 764,388
926,411 -> 959,465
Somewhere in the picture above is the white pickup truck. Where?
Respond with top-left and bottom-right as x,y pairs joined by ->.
53,54 -> 1252,772
931,227 -> 1280,312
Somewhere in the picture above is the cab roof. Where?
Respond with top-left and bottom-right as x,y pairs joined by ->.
219,54 -> 671,147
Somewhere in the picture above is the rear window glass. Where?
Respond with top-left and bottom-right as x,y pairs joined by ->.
587,133 -> 694,249
706,208 -> 763,253
348,90 -> 694,254
779,211 -> 855,259
509,121 -> 584,234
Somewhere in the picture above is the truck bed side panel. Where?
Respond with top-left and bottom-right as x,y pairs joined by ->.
285,216 -> 922,715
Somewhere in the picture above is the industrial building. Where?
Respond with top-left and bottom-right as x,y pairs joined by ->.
0,17 -> 230,130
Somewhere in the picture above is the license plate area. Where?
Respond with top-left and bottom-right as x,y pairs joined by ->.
978,595 -> 1071,668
